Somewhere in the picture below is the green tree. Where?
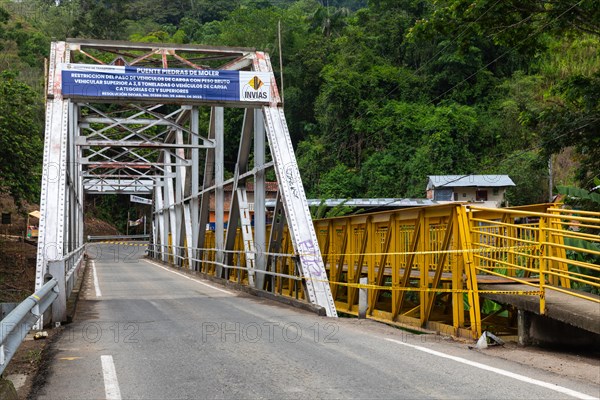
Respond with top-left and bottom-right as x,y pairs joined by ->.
409,1 -> 600,53
3,0 -> 596,208
0,71 -> 44,206
357,102 -> 483,197
316,163 -> 362,198
538,72 -> 600,186
72,0 -> 126,39
308,5 -> 350,38
500,151 -> 548,206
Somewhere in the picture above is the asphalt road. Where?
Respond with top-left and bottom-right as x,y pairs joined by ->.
34,243 -> 600,399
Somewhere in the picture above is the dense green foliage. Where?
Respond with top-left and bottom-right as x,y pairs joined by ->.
0,0 -> 598,207
0,70 -> 43,205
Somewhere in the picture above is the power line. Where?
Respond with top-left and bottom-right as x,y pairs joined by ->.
350,117 -> 598,214
429,0 -> 585,104
381,0 -> 504,101
321,2 -> 539,153
321,0 -> 583,156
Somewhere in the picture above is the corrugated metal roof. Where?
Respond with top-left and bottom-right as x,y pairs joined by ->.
265,198 -> 438,208
427,175 -> 515,189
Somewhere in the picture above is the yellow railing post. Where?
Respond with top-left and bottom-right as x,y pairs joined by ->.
183,237 -> 189,269
457,206 -> 482,339
451,208 -> 464,333
331,221 -> 349,300
419,213 -> 429,325
372,214 -> 394,311
351,219 -> 369,313
538,217 -> 547,315
549,208 -> 570,288
168,232 -> 173,264
366,219 -> 376,312
424,209 -> 454,326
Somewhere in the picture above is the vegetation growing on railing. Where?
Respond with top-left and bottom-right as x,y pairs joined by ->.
557,184 -> 600,295
310,199 -> 356,219
564,237 -> 600,295
558,184 -> 600,211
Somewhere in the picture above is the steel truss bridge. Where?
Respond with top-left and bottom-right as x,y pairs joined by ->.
33,40 -> 599,340
35,39 -> 337,328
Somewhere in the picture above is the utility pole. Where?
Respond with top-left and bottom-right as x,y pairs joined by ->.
548,156 -> 554,202
278,20 -> 284,107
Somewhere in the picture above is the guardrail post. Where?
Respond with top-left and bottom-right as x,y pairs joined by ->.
538,217 -> 547,315
457,206 -> 482,339
517,309 -> 532,346
49,260 -> 67,324
0,280 -> 59,375
358,277 -> 368,319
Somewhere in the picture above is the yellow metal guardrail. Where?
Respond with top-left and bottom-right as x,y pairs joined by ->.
468,205 -> 600,309
312,204 -> 481,338
313,203 -> 599,338
153,203 -> 599,339
313,203 -> 598,338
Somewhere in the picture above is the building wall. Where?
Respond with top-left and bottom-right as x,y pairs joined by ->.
209,186 -> 278,225
434,187 -> 507,208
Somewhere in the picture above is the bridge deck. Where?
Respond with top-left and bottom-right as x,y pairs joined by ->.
33,244 -> 600,399
479,283 -> 600,334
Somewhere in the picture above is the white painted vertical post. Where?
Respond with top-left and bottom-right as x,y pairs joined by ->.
261,106 -> 338,317
359,277 -> 368,319
215,107 -> 225,276
518,309 -> 531,346
156,181 -> 168,262
190,107 -> 200,270
49,260 -> 67,323
0,344 -> 5,367
175,129 -> 190,267
35,41 -> 70,329
76,103 -> 84,249
65,102 -> 75,253
254,108 -> 267,289
164,152 -> 177,264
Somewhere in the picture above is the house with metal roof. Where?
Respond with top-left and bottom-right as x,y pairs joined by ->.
426,175 -> 515,208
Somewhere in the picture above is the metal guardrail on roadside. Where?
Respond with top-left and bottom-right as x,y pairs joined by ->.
0,244 -> 87,375
0,279 -> 59,375
48,245 -> 86,323
468,205 -> 600,312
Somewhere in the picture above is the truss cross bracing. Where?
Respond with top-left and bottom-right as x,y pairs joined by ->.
36,39 -> 337,320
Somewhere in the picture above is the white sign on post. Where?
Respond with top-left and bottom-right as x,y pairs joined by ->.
130,195 -> 152,205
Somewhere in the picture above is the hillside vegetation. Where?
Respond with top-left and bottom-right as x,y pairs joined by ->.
0,0 -> 598,207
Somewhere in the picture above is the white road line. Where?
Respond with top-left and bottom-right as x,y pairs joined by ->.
144,260 -> 233,295
100,355 -> 122,400
385,338 -> 598,400
91,261 -> 102,297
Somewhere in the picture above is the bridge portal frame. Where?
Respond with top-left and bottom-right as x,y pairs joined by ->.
36,39 -> 337,326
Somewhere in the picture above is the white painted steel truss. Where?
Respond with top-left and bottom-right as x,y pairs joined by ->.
36,39 -> 337,318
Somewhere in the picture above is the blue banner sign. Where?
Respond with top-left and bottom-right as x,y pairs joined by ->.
60,64 -> 273,103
